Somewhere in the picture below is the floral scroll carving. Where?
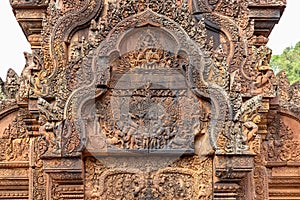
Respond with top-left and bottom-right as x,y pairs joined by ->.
4,0 -> 291,199
85,156 -> 213,200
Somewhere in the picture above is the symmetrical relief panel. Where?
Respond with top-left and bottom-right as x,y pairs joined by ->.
263,116 -> 300,162
83,28 -> 212,154
0,112 -> 29,162
5,0 -> 288,199
88,87 -> 208,153
85,155 -> 213,200
64,7 -> 233,157
67,6 -> 224,199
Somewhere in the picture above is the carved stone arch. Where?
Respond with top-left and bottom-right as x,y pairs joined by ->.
65,9 -> 232,156
47,0 -> 104,79
105,9 -> 233,126
201,10 -> 250,73
203,17 -> 235,66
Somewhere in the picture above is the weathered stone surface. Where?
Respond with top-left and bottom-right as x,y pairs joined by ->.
1,0 -> 297,199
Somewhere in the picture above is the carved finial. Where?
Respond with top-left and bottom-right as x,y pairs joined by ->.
5,68 -> 20,99
0,78 -> 6,100
277,71 -> 300,113
276,70 -> 291,101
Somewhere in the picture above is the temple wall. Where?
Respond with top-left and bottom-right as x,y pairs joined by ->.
1,0 -> 298,199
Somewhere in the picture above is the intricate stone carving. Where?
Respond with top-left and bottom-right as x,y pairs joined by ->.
0,103 -> 34,200
263,117 -> 300,162
4,69 -> 20,99
253,166 -> 268,199
80,45 -> 213,154
92,88 -> 203,152
64,8 -> 233,158
209,44 -> 230,90
0,109 -> 30,162
242,113 -> 261,152
217,94 -> 262,154
250,45 -> 276,95
248,0 -> 286,6
3,0 -> 293,199
277,71 -> 300,114
19,50 -> 44,99
85,156 -> 213,200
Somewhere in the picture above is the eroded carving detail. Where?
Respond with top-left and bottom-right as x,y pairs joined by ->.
3,0 -> 290,199
263,117 -> 300,162
19,50 -> 44,99
5,69 -> 20,99
0,109 -> 30,162
85,156 -> 213,200
277,71 -> 300,114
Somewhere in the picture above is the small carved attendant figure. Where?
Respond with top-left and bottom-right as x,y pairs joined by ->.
242,114 -> 261,151
252,46 -> 275,94
19,52 -> 35,98
5,69 -> 19,99
123,119 -> 138,149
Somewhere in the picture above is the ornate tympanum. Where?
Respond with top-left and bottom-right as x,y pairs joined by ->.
0,0 -> 293,199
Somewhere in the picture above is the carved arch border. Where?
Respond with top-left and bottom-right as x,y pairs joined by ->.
201,11 -> 251,78
64,9 -> 233,155
0,103 -> 19,119
278,109 -> 300,124
47,0 -> 104,79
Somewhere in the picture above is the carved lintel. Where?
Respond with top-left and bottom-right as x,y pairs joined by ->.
43,157 -> 82,172
48,171 -> 84,200
0,163 -> 30,198
267,166 -> 300,199
214,154 -> 254,199
215,154 -> 254,181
